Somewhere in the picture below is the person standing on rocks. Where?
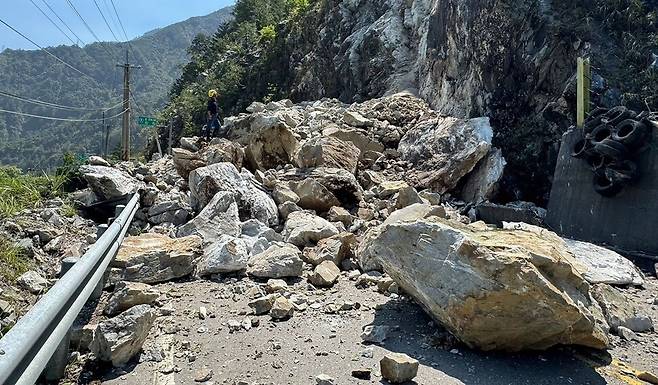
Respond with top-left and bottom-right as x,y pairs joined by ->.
206,89 -> 222,141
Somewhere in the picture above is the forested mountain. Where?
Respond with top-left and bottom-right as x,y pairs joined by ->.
0,6 -> 233,170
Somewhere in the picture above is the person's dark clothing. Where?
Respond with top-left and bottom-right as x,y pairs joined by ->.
207,99 -> 218,115
206,98 -> 221,140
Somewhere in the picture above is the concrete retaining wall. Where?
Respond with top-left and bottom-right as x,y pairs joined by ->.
546,129 -> 658,255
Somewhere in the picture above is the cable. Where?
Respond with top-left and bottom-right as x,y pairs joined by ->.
102,0 -> 122,40
109,0 -> 129,41
40,0 -> 86,46
92,0 -> 119,41
28,0 -> 77,46
0,107 -> 128,122
0,90 -> 123,112
65,0 -> 114,57
108,0 -> 151,67
0,17 -> 96,81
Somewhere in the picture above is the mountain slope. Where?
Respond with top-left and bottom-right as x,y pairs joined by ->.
0,6 -> 233,170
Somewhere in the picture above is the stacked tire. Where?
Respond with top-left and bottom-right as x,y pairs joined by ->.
571,106 -> 654,197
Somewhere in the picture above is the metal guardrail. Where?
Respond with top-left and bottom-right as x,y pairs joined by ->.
0,194 -> 140,385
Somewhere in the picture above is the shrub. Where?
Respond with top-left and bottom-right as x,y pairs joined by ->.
0,237 -> 31,283
259,25 -> 277,43
0,166 -> 66,218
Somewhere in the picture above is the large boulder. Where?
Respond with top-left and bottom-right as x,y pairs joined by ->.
247,243 -> 304,278
91,304 -> 156,367
147,200 -> 191,225
172,148 -> 206,180
203,138 -> 245,169
460,148 -> 506,203
282,168 -> 363,211
113,233 -> 203,284
324,127 -> 385,156
283,211 -> 339,247
358,217 -> 609,351
80,165 -> 140,200
176,191 -> 241,240
189,163 -> 278,226
245,123 -> 299,171
196,235 -> 250,276
295,136 -> 361,174
104,282 -> 160,316
398,116 -> 492,192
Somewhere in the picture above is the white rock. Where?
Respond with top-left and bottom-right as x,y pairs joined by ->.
283,211 -> 339,247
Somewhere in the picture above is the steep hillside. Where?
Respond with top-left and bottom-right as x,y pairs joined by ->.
0,7 -> 233,170
165,0 -> 657,205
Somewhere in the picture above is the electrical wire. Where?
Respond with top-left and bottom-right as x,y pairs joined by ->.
65,0 -> 114,57
102,0 -> 122,40
28,0 -> 77,46
40,0 -> 86,46
0,90 -> 123,112
92,0 -> 119,41
0,17 -> 96,81
0,107 -> 128,122
108,0 -> 151,67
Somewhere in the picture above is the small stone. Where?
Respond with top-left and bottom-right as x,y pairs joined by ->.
361,325 -> 390,344
380,353 -> 419,383
17,271 -> 49,294
270,297 -> 294,320
618,326 -> 639,341
265,279 -> 288,293
248,295 -> 276,315
308,261 -> 341,287
227,320 -> 242,333
194,368 -> 213,382
315,374 -> 335,385
198,307 -> 208,320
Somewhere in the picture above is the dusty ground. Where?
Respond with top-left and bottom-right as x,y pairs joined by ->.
69,267 -> 658,385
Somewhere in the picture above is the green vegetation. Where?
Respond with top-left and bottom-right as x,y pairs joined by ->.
0,7 -> 233,171
0,166 -> 67,218
162,0 -> 315,136
0,236 -> 31,283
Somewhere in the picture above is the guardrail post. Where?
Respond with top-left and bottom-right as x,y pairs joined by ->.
42,257 -> 79,380
91,225 -> 110,300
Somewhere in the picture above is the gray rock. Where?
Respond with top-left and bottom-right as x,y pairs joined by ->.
358,217 -> 609,351
592,284 -> 654,333
17,271 -> 49,294
361,325 -> 391,344
617,326 -> 639,341
394,185 -> 423,209
272,183 -> 300,205
282,168 -> 363,212
303,233 -> 356,266
189,163 -> 278,226
147,200 -> 190,225
80,165 -> 140,200
270,296 -> 294,320
326,206 -> 354,227
564,239 -> 644,286
104,281 -> 160,316
283,211 -> 339,247
460,148 -> 506,203
248,243 -> 304,278
245,122 -> 299,171
91,304 -> 156,367
315,374 -> 335,385
295,136 -> 361,174
172,148 -> 206,180
344,111 -> 373,127
177,191 -> 241,240
88,155 -> 111,167
380,353 -> 419,383
112,233 -> 203,284
248,294 -> 276,315
399,116 -> 492,192
196,235 -> 250,276
308,261 -> 340,287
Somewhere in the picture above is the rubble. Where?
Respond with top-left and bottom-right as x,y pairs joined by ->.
380,353 -> 419,383
104,281 -> 160,316
247,243 -> 304,278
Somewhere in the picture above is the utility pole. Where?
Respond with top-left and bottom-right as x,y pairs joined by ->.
116,50 -> 140,160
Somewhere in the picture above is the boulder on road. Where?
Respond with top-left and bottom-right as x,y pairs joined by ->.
147,200 -> 191,225
113,233 -> 202,284
308,260 -> 340,287
282,168 -> 363,211
358,217 -> 609,351
248,243 -> 304,278
196,235 -> 250,276
80,165 -> 140,200
172,148 -> 206,180
203,138 -> 245,169
104,281 -> 160,316
398,116 -> 492,192
177,191 -> 241,240
460,148 -> 506,203
283,211 -> 339,247
380,353 -> 419,384
295,136 -> 361,174
245,123 -> 299,171
189,163 -> 278,226
303,233 -> 356,266
91,304 -> 156,367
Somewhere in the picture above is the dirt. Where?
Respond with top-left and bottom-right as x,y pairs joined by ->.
72,270 -> 658,385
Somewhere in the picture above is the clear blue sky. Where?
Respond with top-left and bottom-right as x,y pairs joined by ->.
1,0 -> 234,51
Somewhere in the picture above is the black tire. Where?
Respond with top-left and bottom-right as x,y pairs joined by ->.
593,174 -> 623,197
571,139 -> 595,159
602,106 -> 632,125
587,153 -> 612,170
612,119 -> 650,150
593,138 -> 628,160
588,124 -> 613,143
605,160 -> 638,184
583,116 -> 603,136
589,107 -> 609,118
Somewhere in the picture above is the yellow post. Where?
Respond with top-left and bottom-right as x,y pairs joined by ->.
576,57 -> 591,129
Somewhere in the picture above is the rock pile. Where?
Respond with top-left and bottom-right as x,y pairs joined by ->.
33,94 -> 654,372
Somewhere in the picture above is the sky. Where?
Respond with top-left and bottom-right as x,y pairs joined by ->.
0,0 -> 234,51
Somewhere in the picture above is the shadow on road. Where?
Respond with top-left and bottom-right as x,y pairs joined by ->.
371,298 -> 611,385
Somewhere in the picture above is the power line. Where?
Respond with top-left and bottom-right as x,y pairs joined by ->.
28,0 -> 77,46
102,0 -> 122,40
65,0 -> 114,57
0,17 -> 96,81
0,90 -> 123,112
109,0 -> 129,41
92,0 -> 119,41
107,0 -> 150,67
0,107 -> 128,122
40,0 -> 86,46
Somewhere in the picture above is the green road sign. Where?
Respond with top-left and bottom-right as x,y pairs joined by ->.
138,116 -> 158,127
